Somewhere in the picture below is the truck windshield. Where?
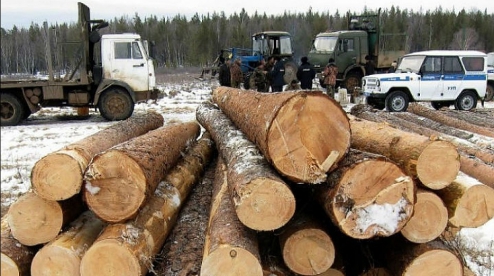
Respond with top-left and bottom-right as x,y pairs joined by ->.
252,35 -> 293,55
397,55 -> 425,73
311,36 -> 338,52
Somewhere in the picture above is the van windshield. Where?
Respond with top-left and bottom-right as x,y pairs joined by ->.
397,55 -> 425,73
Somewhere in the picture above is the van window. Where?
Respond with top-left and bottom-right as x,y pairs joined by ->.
423,56 -> 442,73
463,57 -> 484,71
444,56 -> 463,74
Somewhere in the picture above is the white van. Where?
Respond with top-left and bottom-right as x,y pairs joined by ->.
487,52 -> 494,101
362,50 -> 488,112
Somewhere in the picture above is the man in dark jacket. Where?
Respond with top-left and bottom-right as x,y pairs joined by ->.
270,56 -> 285,92
218,58 -> 231,87
296,56 -> 316,89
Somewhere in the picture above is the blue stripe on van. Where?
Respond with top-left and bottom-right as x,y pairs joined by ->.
487,69 -> 494,73
463,74 -> 487,80
380,76 -> 410,81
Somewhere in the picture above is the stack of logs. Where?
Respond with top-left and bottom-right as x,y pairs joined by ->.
1,87 -> 493,276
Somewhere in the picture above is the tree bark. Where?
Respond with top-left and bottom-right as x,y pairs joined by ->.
83,121 -> 200,223
317,149 -> 415,239
407,103 -> 494,138
432,109 -> 494,129
349,115 -> 460,190
196,102 -> 296,231
30,211 -> 105,276
212,87 -> 351,184
279,214 -> 335,275
400,189 -> 448,243
31,112 -> 164,201
434,172 -> 494,228
459,153 -> 494,188
80,133 -> 214,276
201,158 -> 263,276
7,192 -> 85,246
1,216 -> 37,276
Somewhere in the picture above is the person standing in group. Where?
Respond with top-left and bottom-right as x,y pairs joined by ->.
218,58 -> 231,87
264,56 -> 275,91
251,59 -> 269,92
270,56 -> 285,92
230,58 -> 244,88
296,56 -> 316,90
284,79 -> 301,91
322,58 -> 338,98
365,55 -> 376,75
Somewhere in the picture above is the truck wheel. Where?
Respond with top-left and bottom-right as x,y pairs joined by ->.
386,91 -> 409,112
454,91 -> 477,111
98,88 -> 134,121
1,93 -> 25,126
343,72 -> 362,94
283,61 -> 297,84
486,84 -> 494,102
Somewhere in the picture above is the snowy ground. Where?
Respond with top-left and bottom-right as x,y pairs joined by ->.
1,75 -> 493,275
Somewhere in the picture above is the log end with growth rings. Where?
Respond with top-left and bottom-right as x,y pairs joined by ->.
31,151 -> 85,201
84,151 -> 147,223
450,183 -> 494,228
200,246 -> 263,276
267,93 -> 350,184
80,239 -> 141,276
416,140 -> 460,190
235,178 -> 296,231
1,253 -> 19,276
403,249 -> 463,276
31,246 -> 80,276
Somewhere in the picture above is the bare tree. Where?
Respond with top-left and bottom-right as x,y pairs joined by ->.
449,28 -> 484,50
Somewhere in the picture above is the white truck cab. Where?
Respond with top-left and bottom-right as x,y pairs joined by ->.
362,50 -> 487,112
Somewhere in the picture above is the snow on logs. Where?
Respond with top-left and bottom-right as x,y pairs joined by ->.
83,121 -> 200,223
31,112 -> 164,201
80,133 -> 214,275
348,115 -> 460,190
316,149 -> 415,239
200,159 -> 263,276
212,87 -> 351,184
196,102 -> 296,231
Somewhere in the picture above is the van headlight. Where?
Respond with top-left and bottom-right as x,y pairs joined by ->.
376,79 -> 380,87
362,79 -> 366,86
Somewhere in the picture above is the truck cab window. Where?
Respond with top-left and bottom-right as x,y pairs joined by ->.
132,42 -> 143,59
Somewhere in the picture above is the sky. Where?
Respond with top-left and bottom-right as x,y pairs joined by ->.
1,76 -> 493,274
1,0 -> 493,29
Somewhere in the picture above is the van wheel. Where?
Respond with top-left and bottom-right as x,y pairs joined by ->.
98,88 -> 134,121
1,93 -> 25,126
454,91 -> 477,111
486,84 -> 494,102
386,91 -> 409,112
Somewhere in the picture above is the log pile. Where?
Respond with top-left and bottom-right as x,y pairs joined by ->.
2,88 -> 493,276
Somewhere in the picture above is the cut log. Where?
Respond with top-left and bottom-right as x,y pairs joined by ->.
435,172 -> 494,228
212,87 -> 351,184
80,133 -> 214,276
279,214 -> 335,275
30,211 -> 105,276
196,102 -> 296,231
459,153 -> 494,188
1,216 -> 37,276
351,104 -> 494,165
7,192 -> 85,246
407,103 -> 494,138
317,149 -> 415,239
31,112 -> 164,201
83,121 -> 200,223
349,115 -> 460,190
201,158 -> 263,276
400,188 -> 448,243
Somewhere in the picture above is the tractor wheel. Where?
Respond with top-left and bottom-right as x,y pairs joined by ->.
386,91 -> 409,112
454,91 -> 477,111
486,83 -> 494,102
343,72 -> 362,94
98,88 -> 134,121
283,61 -> 298,85
1,93 -> 26,126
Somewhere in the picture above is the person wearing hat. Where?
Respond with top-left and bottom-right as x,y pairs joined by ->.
388,60 -> 397,73
230,57 -> 243,88
296,56 -> 316,90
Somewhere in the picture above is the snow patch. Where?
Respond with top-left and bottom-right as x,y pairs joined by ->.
84,181 -> 100,195
353,197 -> 409,235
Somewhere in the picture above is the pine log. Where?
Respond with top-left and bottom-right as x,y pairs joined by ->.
279,214 -> 335,275
351,104 -> 494,165
196,102 -> 296,231
317,149 -> 415,239
426,109 -> 494,130
434,172 -> 494,228
80,133 -> 214,276
407,103 -> 494,138
384,239 -> 463,276
349,115 -> 460,190
400,188 -> 448,243
31,112 -> 164,201
201,159 -> 263,276
212,87 -> 351,184
83,121 -> 200,223
459,153 -> 494,188
7,192 -> 85,246
1,216 -> 37,276
30,211 -> 105,276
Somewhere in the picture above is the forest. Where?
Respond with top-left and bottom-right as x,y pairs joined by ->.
1,6 -> 493,75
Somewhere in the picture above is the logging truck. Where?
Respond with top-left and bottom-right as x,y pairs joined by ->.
0,2 -> 159,126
